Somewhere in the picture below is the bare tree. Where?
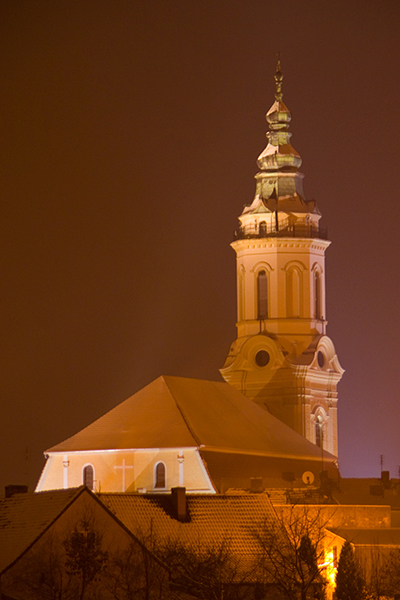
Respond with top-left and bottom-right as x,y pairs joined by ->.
379,547 -> 400,599
106,537 -> 170,600
357,543 -> 388,600
3,514 -> 109,600
64,516 -> 108,600
2,503 -> 339,600
158,538 -> 254,600
3,530 -> 76,600
253,506 -> 332,600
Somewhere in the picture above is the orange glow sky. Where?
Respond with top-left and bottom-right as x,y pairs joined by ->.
1,0 -> 400,490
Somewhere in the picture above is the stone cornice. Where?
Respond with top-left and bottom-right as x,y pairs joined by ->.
232,238 -> 331,252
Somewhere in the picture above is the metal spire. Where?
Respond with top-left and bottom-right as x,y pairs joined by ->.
274,57 -> 283,102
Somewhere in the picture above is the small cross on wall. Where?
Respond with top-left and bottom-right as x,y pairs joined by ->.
114,458 -> 134,492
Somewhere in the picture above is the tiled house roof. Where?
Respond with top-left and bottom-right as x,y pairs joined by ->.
0,487 -> 277,582
99,492 -> 277,560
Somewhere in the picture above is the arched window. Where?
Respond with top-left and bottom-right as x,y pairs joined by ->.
259,221 -> 267,237
83,465 -> 94,490
258,271 -> 268,319
314,271 -> 321,319
315,415 -> 323,448
286,268 -> 301,318
154,462 -> 166,489
238,267 -> 245,321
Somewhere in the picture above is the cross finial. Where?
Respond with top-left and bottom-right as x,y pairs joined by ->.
274,55 -> 283,102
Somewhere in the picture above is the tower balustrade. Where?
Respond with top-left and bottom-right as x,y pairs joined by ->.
234,222 -> 328,241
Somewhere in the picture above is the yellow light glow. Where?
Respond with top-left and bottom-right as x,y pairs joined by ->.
318,547 -> 337,599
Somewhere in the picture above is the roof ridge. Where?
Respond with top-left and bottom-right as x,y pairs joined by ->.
162,377 -> 202,447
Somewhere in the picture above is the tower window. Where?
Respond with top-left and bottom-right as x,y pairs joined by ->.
286,267 -> 301,318
314,271 -> 321,319
259,221 -> 267,236
258,271 -> 268,319
315,416 -> 323,448
238,267 -> 245,321
83,465 -> 94,490
155,462 -> 166,488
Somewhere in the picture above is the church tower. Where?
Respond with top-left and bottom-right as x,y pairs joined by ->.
220,62 -> 343,457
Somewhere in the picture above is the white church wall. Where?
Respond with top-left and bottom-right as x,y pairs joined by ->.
36,447 -> 215,494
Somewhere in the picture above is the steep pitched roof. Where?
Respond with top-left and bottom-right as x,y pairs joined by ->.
48,376 -> 335,464
0,488 -> 84,574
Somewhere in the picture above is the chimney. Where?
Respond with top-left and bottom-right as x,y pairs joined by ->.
381,471 -> 391,489
250,477 -> 263,492
171,487 -> 187,522
5,485 -> 28,498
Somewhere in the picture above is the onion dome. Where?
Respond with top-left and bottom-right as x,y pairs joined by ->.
257,61 -> 302,172
235,60 -> 323,237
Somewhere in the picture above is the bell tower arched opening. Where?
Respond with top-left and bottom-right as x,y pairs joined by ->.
257,270 -> 268,319
286,266 -> 301,318
314,270 -> 321,320
315,415 -> 323,448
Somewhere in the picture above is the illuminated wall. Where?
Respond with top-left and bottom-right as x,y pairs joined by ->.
36,447 -> 215,493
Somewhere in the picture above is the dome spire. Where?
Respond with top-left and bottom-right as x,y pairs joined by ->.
274,58 -> 283,102
239,59 -> 322,219
256,60 -> 302,174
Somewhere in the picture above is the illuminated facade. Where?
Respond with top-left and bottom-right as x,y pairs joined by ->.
220,63 -> 343,457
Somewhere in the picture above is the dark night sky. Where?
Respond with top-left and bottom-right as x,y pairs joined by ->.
1,0 -> 400,491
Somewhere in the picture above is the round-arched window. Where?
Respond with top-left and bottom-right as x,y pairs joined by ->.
257,271 -> 268,319
83,465 -> 94,490
315,415 -> 323,448
154,462 -> 166,488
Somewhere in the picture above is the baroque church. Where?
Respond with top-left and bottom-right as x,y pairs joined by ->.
36,63 -> 344,496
